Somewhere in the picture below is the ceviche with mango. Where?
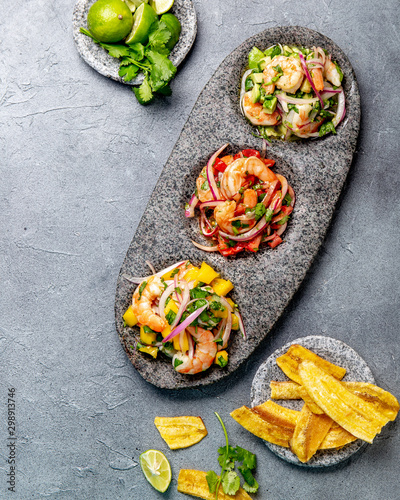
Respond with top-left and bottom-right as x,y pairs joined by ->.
241,44 -> 345,140
122,260 -> 245,375
185,145 -> 295,256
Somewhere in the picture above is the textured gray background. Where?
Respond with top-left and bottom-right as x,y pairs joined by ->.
0,0 -> 399,499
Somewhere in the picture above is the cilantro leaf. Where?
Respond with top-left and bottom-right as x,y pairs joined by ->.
277,214 -> 290,225
254,202 -> 266,220
206,471 -> 219,494
127,42 -> 145,61
243,479 -> 259,494
119,63 -> 140,82
146,49 -> 177,91
221,471 -> 240,496
319,120 -> 337,137
265,208 -> 274,223
138,281 -> 147,299
157,84 -> 172,96
235,447 -> 256,470
218,445 -> 236,470
79,28 -> 131,58
148,21 -> 171,48
133,78 -> 154,105
165,310 -> 176,325
283,193 -> 292,206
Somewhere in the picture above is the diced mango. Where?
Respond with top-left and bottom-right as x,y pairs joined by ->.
138,346 -> 158,358
161,325 -> 171,338
122,305 -> 138,327
164,299 -> 179,316
140,326 -> 157,345
226,298 -> 236,308
211,278 -> 234,296
212,308 -> 229,319
231,314 -> 239,330
173,331 -> 190,352
197,262 -> 220,285
184,266 -> 200,286
215,351 -> 228,367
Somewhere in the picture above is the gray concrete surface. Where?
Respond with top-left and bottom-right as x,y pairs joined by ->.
0,0 -> 399,498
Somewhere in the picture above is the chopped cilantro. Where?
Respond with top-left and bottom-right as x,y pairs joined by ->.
319,121 -> 337,137
283,193 -> 292,206
254,203 -> 266,220
201,180 -> 209,191
265,208 -> 274,223
277,214 -> 290,225
217,354 -> 228,368
170,268 -> 179,277
288,103 -> 299,114
165,310 -> 176,325
174,358 -> 184,368
138,281 -> 147,299
190,287 -> 208,299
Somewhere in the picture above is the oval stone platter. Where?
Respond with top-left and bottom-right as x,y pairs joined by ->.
251,336 -> 374,467
115,26 -> 360,389
72,0 -> 197,85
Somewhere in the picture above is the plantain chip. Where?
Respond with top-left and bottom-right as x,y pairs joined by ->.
154,416 -> 207,450
290,404 -> 333,462
230,405 -> 294,447
276,344 -> 346,385
252,400 -> 299,429
177,469 -> 252,500
319,422 -> 358,449
299,361 -> 390,443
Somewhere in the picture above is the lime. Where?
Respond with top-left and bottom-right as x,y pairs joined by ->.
139,449 -> 172,493
149,0 -> 174,15
87,0 -> 133,43
124,0 -> 149,12
125,3 -> 158,44
160,13 -> 181,50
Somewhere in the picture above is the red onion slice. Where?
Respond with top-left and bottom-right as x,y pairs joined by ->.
158,283 -> 176,317
234,310 -> 246,340
219,215 -> 267,242
299,52 -> 324,107
277,93 -> 319,106
185,193 -> 199,218
276,222 -> 288,236
219,311 -> 232,350
206,144 -> 229,200
332,88 -> 346,128
162,305 -> 207,343
191,240 -> 219,252
170,282 -> 190,330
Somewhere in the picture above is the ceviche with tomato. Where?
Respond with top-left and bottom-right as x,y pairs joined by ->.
240,43 -> 345,141
185,145 -> 295,257
122,260 -> 245,375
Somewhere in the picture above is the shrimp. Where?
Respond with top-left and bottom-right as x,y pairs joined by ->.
262,64 -> 276,94
242,92 -> 280,127
243,189 -> 258,208
174,327 -> 217,375
310,67 -> 324,92
132,275 -> 167,332
220,156 -> 277,200
196,167 -> 214,202
292,103 -> 324,138
214,200 -> 236,234
264,55 -> 303,93
324,60 -> 342,87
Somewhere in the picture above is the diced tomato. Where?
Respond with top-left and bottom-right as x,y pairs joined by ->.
267,234 -> 283,249
263,159 -> 275,167
280,205 -> 293,215
241,175 -> 256,191
242,149 -> 260,158
246,234 -> 262,253
270,223 -> 280,230
214,158 -> 228,173
218,235 -> 246,256
234,204 -> 246,216
256,189 -> 264,197
233,152 -> 243,160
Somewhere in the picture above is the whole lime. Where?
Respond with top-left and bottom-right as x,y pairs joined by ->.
87,0 -> 133,43
160,13 -> 181,50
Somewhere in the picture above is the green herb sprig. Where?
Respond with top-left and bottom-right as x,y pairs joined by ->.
206,413 -> 259,498
80,20 -> 177,105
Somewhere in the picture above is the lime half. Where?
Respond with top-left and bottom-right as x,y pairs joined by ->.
125,2 -> 157,44
149,0 -> 174,15
139,449 -> 172,493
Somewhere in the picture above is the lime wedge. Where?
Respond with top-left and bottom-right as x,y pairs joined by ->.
139,449 -> 172,493
125,2 -> 157,44
149,0 -> 174,15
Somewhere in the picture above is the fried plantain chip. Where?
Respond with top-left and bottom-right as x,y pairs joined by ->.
276,344 -> 347,385
299,361 -> 390,443
177,469 -> 252,500
319,422 -> 358,450
230,406 -> 295,447
290,404 -> 333,462
270,380 -> 324,414
252,400 -> 299,429
154,416 -> 208,450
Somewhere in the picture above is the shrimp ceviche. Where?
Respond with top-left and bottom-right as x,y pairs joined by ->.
240,44 -> 346,141
122,260 -> 245,375
185,144 -> 295,257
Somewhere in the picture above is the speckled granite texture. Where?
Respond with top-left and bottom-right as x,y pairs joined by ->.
1,0 -> 400,498
251,336 -> 374,467
115,26 -> 360,388
73,0 -> 197,85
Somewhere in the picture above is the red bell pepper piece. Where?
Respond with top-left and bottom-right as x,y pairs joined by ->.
246,234 -> 262,253
263,159 -> 275,167
214,158 -> 228,173
242,149 -> 261,158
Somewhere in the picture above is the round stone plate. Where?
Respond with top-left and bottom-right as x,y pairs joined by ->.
115,27 -> 360,389
251,336 -> 374,467
72,0 -> 197,85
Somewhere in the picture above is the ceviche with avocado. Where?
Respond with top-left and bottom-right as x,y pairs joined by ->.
240,44 -> 346,141
122,260 -> 245,374
185,144 -> 295,256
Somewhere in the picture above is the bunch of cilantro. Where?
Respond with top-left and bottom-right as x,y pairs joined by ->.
206,413 -> 259,498
80,20 -> 177,105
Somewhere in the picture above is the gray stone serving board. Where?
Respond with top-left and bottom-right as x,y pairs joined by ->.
251,336 -> 374,467
115,26 -> 360,389
72,0 -> 197,85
